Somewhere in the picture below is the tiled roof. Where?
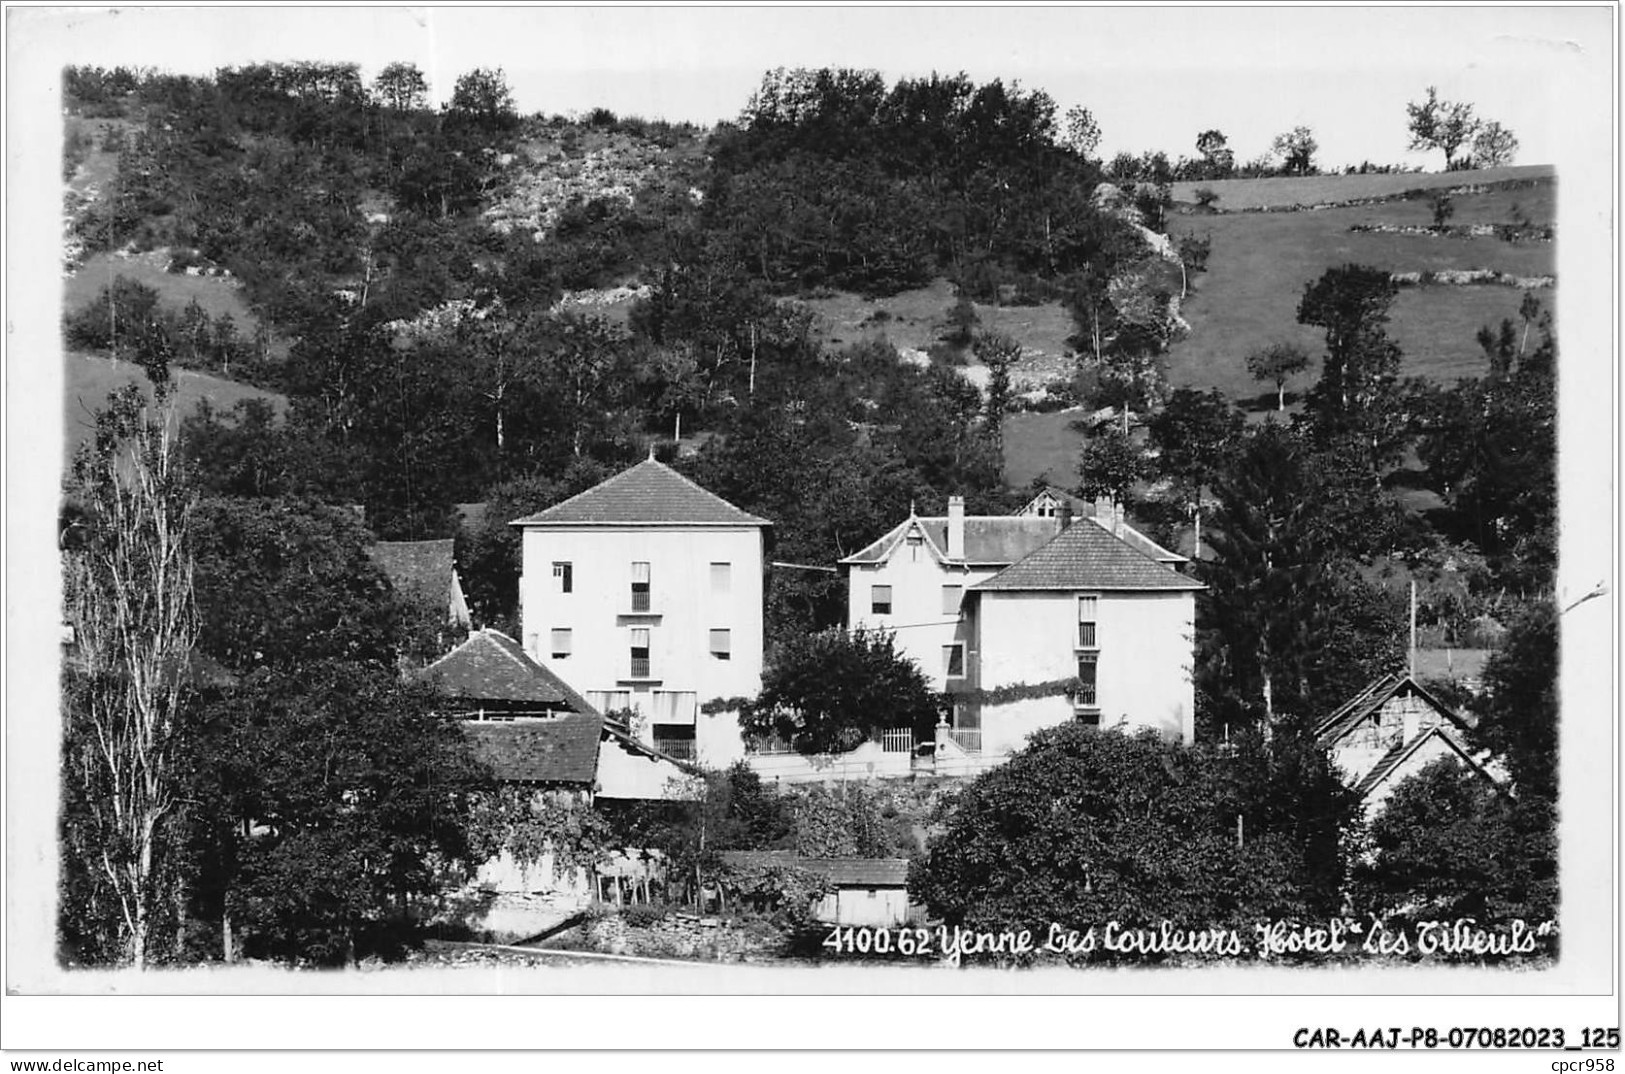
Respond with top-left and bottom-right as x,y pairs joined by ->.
717,851 -> 911,887
1019,488 -> 1187,564
840,516 -> 1060,566
1314,673 -> 1470,747
369,539 -> 456,598
419,629 -> 597,713
510,459 -> 769,527
461,714 -> 601,785
971,521 -> 1204,591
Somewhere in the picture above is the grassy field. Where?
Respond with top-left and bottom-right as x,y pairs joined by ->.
62,350 -> 286,464
1169,164 -> 1555,211
1166,182 -> 1555,402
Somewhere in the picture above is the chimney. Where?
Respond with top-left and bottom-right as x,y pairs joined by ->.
1112,500 -> 1124,539
947,496 -> 965,561
1058,501 -> 1074,530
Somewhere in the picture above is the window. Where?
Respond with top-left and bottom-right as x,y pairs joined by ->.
1074,652 -> 1098,708
709,628 -> 732,660
552,562 -> 573,593
630,627 -> 651,678
942,584 -> 963,616
710,562 -> 732,594
631,561 -> 651,611
1075,710 -> 1102,728
943,643 -> 965,679
652,724 -> 696,761
549,628 -> 572,660
871,584 -> 892,615
1077,595 -> 1098,649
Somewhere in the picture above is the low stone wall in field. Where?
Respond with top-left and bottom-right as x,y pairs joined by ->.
577,910 -> 787,963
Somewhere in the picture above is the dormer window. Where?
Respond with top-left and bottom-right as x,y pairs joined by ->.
905,527 -> 924,561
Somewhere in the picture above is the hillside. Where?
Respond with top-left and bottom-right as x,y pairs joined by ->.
1166,173 -> 1555,401
63,350 -> 286,463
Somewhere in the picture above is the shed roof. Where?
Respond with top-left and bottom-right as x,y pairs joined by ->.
511,458 -> 769,528
972,520 -> 1204,592
419,629 -> 597,713
461,714 -> 602,785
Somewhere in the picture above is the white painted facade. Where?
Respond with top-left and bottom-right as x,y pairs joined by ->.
813,887 -> 912,928
595,732 -> 697,801
971,588 -> 1197,753
517,524 -> 763,766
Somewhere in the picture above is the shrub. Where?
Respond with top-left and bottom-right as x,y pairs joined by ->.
622,902 -> 669,928
1193,187 -> 1219,209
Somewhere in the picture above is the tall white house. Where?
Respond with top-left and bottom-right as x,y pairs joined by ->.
512,457 -> 769,766
842,494 -> 1201,759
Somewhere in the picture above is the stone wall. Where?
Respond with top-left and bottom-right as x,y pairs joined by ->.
579,910 -> 786,963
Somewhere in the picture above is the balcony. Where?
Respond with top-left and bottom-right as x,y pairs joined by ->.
629,656 -> 652,679
631,589 -> 651,613
654,738 -> 697,761
1077,622 -> 1097,648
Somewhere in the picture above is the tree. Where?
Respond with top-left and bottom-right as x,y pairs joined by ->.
1473,599 -> 1557,803
1405,86 -> 1479,170
444,67 -> 518,140
1427,190 -> 1455,230
973,331 -> 1021,441
1470,121 -> 1519,168
372,62 -> 427,112
1061,105 -> 1102,160
1351,760 -> 1554,929
1245,342 -> 1311,412
188,496 -> 406,673
1146,388 -> 1243,513
740,627 -> 942,755
912,725 -> 1354,954
61,383 -> 199,967
1270,126 -> 1318,176
1296,264 -> 1402,436
1194,129 -> 1235,178
1076,424 -> 1149,508
193,662 -> 490,965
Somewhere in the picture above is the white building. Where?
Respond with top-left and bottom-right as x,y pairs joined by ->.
842,494 -> 1201,761
513,457 -> 769,765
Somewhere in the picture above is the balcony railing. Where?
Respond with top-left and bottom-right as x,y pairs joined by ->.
630,589 -> 651,612
1077,622 -> 1096,648
654,739 -> 696,761
1072,683 -> 1097,707
948,728 -> 982,753
629,656 -> 651,679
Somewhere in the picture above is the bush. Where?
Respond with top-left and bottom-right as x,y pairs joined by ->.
1193,187 -> 1219,209
622,902 -> 669,928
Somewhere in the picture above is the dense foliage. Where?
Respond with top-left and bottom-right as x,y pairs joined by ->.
912,724 -> 1359,961
740,627 -> 942,755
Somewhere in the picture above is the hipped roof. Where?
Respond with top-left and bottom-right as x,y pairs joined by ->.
511,458 -> 769,528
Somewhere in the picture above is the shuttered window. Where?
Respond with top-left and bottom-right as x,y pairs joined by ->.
871,584 -> 892,615
550,629 -> 571,659
709,628 -> 732,659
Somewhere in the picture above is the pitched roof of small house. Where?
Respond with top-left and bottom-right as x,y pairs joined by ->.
419,629 -> 597,713
840,515 -> 1061,566
370,538 -> 458,596
461,714 -> 602,785
1351,725 -> 1498,798
717,851 -> 911,887
1313,673 -> 1472,748
971,519 -> 1205,592
510,458 -> 769,528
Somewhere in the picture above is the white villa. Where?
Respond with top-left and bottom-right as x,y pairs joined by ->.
842,491 -> 1202,762
512,456 -> 769,766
